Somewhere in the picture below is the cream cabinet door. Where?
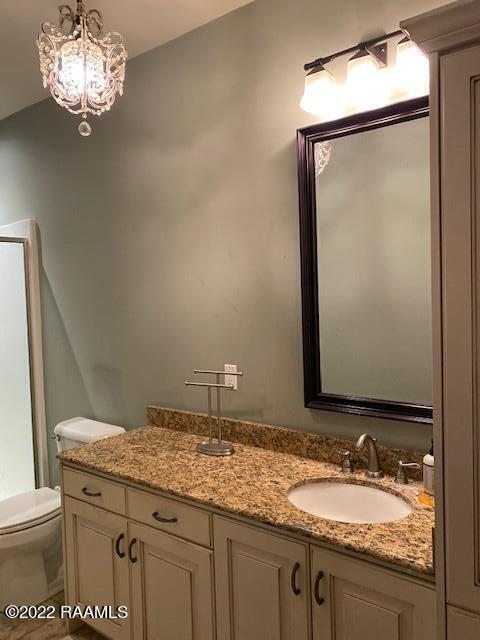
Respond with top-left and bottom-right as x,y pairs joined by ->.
311,547 -> 435,640
447,606 -> 480,640
213,516 -> 310,640
129,521 -> 214,640
63,496 -> 131,640
439,42 -> 480,615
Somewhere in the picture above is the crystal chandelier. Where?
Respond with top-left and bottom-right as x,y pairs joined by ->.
37,1 -> 128,136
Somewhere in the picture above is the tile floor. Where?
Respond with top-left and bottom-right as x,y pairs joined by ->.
0,593 -> 106,640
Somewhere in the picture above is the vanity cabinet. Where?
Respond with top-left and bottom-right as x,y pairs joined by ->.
311,547 -> 435,640
62,476 -> 216,640
61,463 -> 435,640
213,516 -> 310,640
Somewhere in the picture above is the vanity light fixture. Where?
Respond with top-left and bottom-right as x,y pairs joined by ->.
301,30 -> 428,121
37,0 -> 128,136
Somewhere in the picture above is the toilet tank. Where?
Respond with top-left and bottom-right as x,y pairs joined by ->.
54,417 -> 126,452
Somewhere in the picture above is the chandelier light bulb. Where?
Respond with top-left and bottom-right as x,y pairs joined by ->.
300,64 -> 344,121
395,37 -> 429,98
37,0 -> 128,136
58,40 -> 105,98
346,48 -> 388,111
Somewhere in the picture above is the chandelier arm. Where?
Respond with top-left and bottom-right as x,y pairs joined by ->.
86,10 -> 103,35
56,5 -> 76,36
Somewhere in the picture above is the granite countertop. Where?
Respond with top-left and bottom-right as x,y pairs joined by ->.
59,426 -> 434,577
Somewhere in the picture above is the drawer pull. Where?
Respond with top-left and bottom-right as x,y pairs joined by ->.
291,562 -> 301,596
152,511 -> 178,524
115,533 -> 125,559
128,538 -> 138,564
82,487 -> 102,497
314,570 -> 325,606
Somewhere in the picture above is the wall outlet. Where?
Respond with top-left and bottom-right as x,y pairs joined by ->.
224,364 -> 238,390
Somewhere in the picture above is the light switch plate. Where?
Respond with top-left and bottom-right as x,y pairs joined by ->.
224,364 -> 238,390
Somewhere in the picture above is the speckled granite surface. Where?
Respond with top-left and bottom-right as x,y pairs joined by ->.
59,427 -> 434,577
147,406 -> 424,480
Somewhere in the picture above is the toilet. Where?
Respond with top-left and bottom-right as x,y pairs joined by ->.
0,417 -> 125,609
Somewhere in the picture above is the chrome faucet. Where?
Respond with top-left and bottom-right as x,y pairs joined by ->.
355,433 -> 383,479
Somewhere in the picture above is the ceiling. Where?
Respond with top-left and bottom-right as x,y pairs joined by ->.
0,0 -> 252,121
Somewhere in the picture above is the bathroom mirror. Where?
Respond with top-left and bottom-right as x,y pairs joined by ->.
297,96 -> 432,423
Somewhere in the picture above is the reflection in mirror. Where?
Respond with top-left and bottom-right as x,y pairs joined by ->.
298,97 -> 432,423
315,117 -> 431,405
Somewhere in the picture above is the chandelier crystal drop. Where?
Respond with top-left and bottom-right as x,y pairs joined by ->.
37,0 -> 128,136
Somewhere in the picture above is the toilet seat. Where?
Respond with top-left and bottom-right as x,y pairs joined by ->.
0,488 -> 61,535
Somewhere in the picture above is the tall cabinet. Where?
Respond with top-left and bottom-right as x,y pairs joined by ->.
402,2 -> 480,638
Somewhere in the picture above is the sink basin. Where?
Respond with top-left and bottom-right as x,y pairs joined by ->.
287,481 -> 412,524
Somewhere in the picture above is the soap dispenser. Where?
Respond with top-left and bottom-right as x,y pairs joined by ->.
423,439 -> 434,496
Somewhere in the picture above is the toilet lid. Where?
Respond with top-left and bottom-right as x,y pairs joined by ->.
0,487 -> 61,535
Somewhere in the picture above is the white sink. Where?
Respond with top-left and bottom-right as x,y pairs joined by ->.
287,481 -> 412,524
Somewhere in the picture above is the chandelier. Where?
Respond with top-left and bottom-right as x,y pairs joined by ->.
37,1 -> 128,136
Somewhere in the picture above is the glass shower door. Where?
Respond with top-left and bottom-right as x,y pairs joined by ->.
0,239 -> 35,500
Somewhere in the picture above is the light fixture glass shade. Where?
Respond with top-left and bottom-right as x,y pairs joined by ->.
346,49 -> 388,111
37,2 -> 127,135
300,65 -> 344,120
395,38 -> 429,98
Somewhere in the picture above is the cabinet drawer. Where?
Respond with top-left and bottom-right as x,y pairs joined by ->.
62,467 -> 126,515
127,489 -> 211,546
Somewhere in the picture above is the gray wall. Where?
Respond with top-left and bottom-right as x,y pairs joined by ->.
0,0 -> 444,487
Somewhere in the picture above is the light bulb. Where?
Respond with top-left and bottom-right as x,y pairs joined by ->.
300,64 -> 344,121
395,37 -> 429,98
347,49 -> 388,111
59,39 -> 106,101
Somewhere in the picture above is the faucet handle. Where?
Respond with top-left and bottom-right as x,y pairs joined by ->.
395,461 -> 420,484
336,449 -> 353,474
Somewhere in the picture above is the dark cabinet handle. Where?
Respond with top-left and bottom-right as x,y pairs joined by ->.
291,562 -> 301,596
128,538 -> 138,563
314,570 -> 325,605
115,534 -> 125,559
152,511 -> 178,524
82,487 -> 102,497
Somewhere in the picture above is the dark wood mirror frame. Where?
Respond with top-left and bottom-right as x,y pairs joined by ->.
297,96 -> 432,424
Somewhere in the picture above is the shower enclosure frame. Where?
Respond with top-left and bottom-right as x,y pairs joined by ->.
0,218 -> 49,489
